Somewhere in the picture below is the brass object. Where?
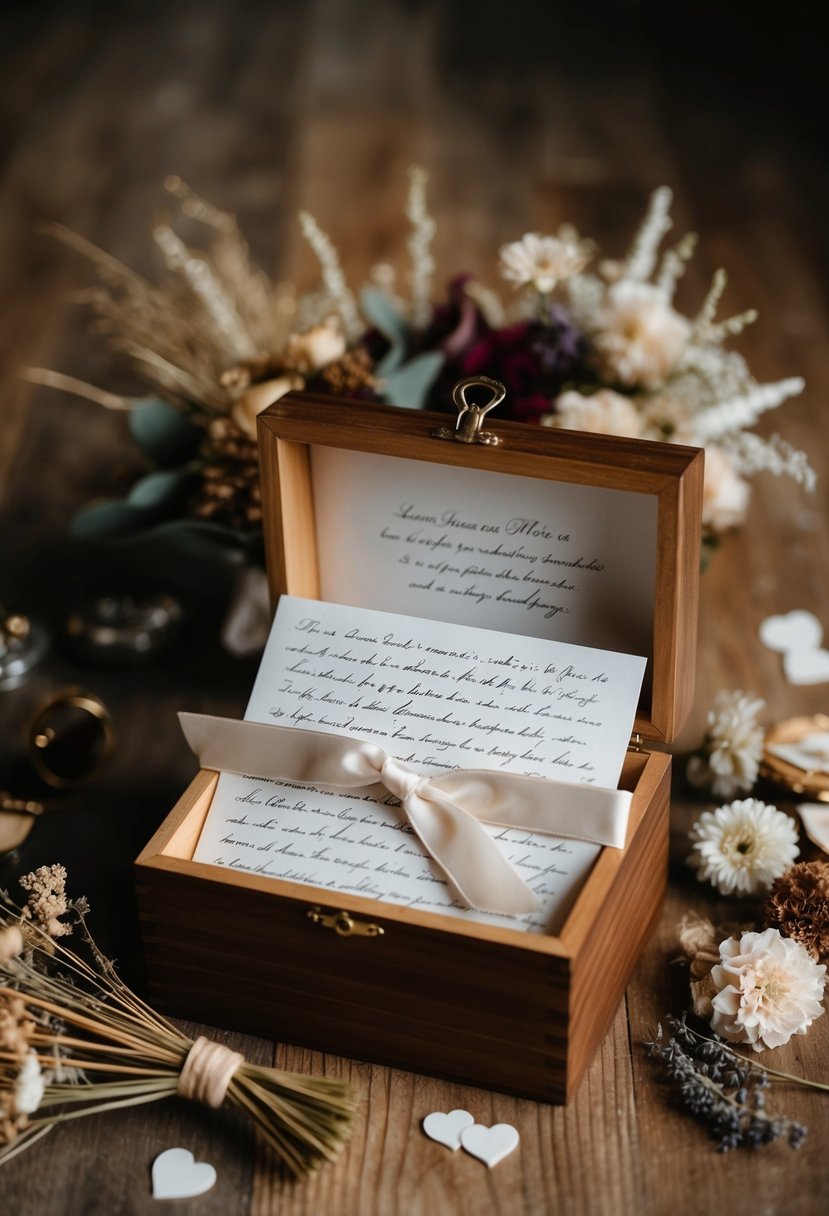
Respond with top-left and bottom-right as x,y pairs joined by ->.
433,376 -> 506,445
65,594 -> 184,667
0,607 -> 48,691
760,713 -> 829,803
0,791 -> 44,857
307,906 -> 384,938
628,732 -> 644,752
27,687 -> 116,789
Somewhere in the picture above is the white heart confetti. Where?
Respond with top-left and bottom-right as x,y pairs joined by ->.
759,610 -> 823,654
151,1147 -> 217,1200
460,1122 -> 520,1168
783,648 -> 829,686
422,1109 -> 475,1151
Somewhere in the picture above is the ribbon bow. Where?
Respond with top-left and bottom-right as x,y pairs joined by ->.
179,713 -> 632,917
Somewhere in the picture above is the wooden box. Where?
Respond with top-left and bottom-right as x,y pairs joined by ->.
136,393 -> 703,1104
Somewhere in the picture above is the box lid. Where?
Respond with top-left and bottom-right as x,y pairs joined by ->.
257,391 -> 703,745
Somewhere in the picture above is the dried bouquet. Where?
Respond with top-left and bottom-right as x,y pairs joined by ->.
1,865 -> 352,1175
29,171 -> 812,575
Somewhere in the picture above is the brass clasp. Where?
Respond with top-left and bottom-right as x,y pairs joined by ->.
433,376 -> 505,446
307,906 -> 385,938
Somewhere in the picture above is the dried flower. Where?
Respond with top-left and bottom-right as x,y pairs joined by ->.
765,860 -> 829,962
594,281 -> 690,389
1,871 -> 353,1173
700,445 -> 751,533
18,865 -> 72,939
499,232 -> 588,294
283,318 -> 346,376
548,388 -> 644,438
686,689 -> 766,799
688,799 -> 799,897
645,1014 -> 812,1151
13,1053 -> 44,1116
711,928 -> 826,1051
677,913 -> 725,1020
231,373 -> 305,439
0,926 -> 23,965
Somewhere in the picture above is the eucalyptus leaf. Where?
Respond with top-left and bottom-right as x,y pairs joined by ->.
71,502 -> 149,541
126,469 -> 196,512
128,398 -> 202,467
380,351 -> 445,410
360,286 -> 409,377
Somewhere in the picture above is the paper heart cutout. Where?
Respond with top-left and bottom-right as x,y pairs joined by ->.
422,1109 -> 475,1151
783,648 -> 829,686
151,1147 -> 217,1200
759,610 -> 823,654
460,1122 -> 520,1168
797,803 -> 829,855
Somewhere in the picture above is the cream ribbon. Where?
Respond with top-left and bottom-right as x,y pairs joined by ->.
179,712 -> 632,917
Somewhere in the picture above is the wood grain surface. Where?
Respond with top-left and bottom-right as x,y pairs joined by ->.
1,2 -> 828,1213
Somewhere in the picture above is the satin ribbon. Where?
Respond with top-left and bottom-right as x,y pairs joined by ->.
179,712 -> 632,917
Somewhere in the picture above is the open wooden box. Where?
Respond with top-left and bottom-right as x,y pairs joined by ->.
136,392 -> 703,1103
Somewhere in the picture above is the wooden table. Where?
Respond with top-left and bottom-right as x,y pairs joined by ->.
1,3 -> 827,1212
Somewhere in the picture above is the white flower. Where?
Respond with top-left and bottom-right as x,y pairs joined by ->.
14,1051 -> 45,1115
231,373 -> 305,439
283,317 -> 346,375
546,388 -> 644,438
688,798 -> 799,896
687,689 -> 765,799
711,927 -> 826,1051
701,444 -> 750,533
499,232 -> 588,294
0,924 -> 23,964
594,281 -> 690,389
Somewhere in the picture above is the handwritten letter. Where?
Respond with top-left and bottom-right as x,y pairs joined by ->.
194,597 -> 646,934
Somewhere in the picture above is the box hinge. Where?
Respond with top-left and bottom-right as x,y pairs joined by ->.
628,732 -> 645,753
307,906 -> 385,938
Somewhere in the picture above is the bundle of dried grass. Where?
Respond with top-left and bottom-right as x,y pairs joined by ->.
1,866 -> 353,1176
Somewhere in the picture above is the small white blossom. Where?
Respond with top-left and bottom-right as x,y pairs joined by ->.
499,232 -> 588,294
687,689 -> 765,798
688,798 -> 799,897
711,927 -> 826,1051
547,388 -> 644,438
14,1051 -> 45,1115
594,281 -> 690,389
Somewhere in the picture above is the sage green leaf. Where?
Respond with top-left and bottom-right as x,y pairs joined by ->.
360,286 -> 410,376
128,398 -> 202,467
380,351 -> 444,410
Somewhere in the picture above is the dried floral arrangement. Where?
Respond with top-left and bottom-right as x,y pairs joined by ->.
1,865 -> 352,1175
28,172 -> 812,581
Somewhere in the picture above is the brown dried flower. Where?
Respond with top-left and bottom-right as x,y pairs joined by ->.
765,860 -> 829,962
317,347 -> 377,397
19,864 -> 72,939
0,992 -> 36,1058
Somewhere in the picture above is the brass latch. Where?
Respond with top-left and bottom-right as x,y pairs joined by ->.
433,376 -> 505,446
307,906 -> 385,938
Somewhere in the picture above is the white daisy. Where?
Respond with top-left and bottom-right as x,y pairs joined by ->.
686,689 -> 765,799
687,798 -> 799,896
711,927 -> 826,1051
499,232 -> 588,294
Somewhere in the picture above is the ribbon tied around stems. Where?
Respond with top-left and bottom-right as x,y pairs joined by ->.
179,712 -> 633,917
178,1036 -> 245,1108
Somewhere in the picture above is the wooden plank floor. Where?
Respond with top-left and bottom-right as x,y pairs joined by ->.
1,3 -> 828,1212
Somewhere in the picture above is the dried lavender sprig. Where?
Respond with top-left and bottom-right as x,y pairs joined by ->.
645,1016 -> 808,1152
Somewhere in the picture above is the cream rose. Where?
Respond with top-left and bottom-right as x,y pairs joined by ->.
595,281 -> 690,389
231,374 -> 305,439
546,388 -> 644,438
701,445 -> 750,532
